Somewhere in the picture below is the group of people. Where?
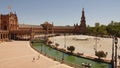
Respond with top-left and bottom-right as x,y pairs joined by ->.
32,55 -> 40,62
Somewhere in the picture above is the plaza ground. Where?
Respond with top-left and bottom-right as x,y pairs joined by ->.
0,41 -> 72,68
49,35 -> 120,64
0,35 -> 119,68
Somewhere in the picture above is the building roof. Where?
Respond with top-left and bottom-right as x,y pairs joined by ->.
19,24 -> 42,28
54,26 -> 74,29
19,24 -> 74,29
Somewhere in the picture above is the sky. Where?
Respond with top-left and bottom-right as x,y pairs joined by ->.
0,0 -> 120,26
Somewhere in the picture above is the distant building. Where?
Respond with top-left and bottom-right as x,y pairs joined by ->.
0,8 -> 87,41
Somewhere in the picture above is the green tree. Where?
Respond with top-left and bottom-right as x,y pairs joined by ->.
94,22 -> 103,35
87,21 -> 120,37
99,25 -> 108,35
55,43 -> 59,48
48,40 -> 52,45
95,22 -> 100,27
67,46 -> 75,53
95,51 -> 107,59
106,21 -> 120,37
87,25 -> 94,35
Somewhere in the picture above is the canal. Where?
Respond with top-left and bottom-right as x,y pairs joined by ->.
32,42 -> 112,68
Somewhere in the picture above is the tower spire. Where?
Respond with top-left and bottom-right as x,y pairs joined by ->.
82,8 -> 84,13
79,8 -> 87,34
81,8 -> 85,21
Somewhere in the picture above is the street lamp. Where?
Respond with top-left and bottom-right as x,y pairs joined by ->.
61,33 -> 66,63
112,37 -> 115,68
64,33 -> 66,48
115,37 -> 118,68
115,37 -> 118,44
41,44 -> 42,53
112,36 -> 118,68
61,52 -> 64,63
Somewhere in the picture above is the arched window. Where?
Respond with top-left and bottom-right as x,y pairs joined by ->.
2,21 -> 8,30
3,25 -> 7,30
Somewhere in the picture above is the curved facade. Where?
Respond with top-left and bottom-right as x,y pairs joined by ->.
0,8 -> 87,41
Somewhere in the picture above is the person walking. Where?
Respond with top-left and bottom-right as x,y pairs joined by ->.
32,57 -> 35,62
37,55 -> 40,60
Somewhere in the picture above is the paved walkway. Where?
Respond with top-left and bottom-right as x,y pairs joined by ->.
50,35 -> 120,59
0,41 -> 72,68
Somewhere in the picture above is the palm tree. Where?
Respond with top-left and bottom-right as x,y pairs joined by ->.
67,46 -> 75,53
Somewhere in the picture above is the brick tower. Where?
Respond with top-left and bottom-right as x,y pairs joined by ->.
0,12 -> 19,31
79,8 -> 87,34
74,8 -> 87,34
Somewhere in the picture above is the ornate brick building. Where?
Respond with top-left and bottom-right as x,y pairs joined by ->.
0,12 -> 18,41
0,8 -> 87,41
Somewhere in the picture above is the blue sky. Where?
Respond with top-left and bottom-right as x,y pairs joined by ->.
0,0 -> 120,26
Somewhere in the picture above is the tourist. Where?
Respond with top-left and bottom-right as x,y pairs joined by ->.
37,55 -> 40,60
32,57 -> 35,62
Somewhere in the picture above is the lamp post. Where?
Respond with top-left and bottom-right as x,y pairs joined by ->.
112,36 -> 118,68
62,52 -> 64,63
112,37 -> 115,68
41,44 -> 42,53
64,33 -> 66,48
62,33 -> 66,63
115,37 -> 118,68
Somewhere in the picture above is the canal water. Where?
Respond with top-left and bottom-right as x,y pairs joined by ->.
32,42 -> 112,68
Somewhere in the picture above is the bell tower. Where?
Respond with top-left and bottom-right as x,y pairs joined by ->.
9,12 -> 19,31
74,8 -> 87,34
80,8 -> 86,25
80,8 -> 87,34
0,12 -> 19,31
